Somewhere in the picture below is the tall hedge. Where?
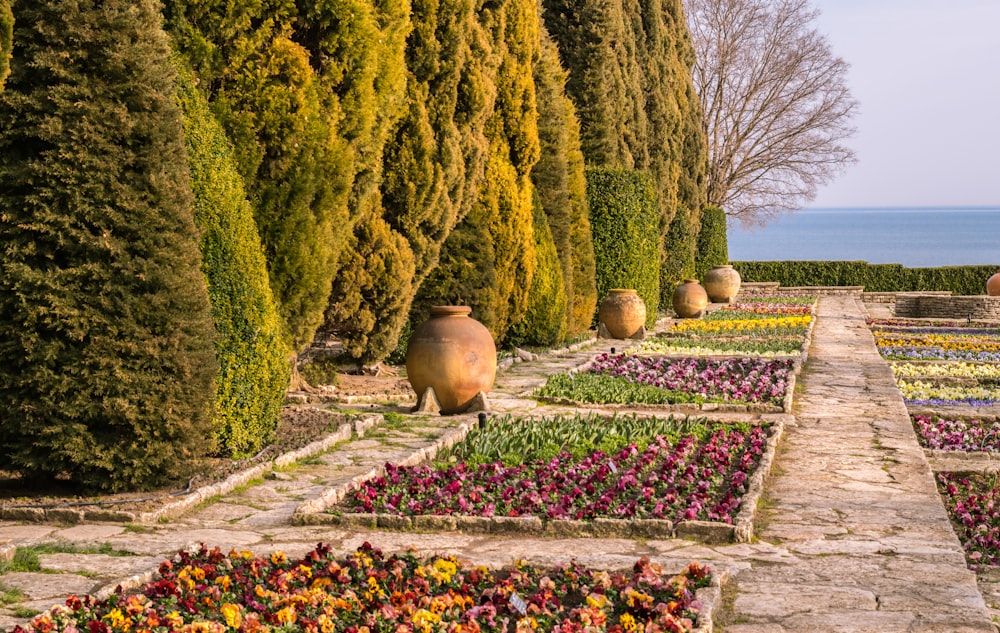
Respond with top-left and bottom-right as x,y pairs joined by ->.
695,205 -> 728,279
586,168 -> 660,327
0,0 -> 11,88
506,193 -> 568,347
175,62 -> 290,458
0,0 -> 217,491
532,27 -> 597,339
733,261 -> 1000,296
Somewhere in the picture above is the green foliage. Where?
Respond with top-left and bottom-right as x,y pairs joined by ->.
324,212 -> 416,365
695,205 -> 729,279
436,413 -> 713,466
660,206 -> 697,302
586,168 -> 660,326
0,0 -> 10,88
732,261 -> 1000,296
175,62 -> 290,458
537,373 -> 706,405
0,0 -> 217,491
413,0 -> 541,342
531,27 -> 596,338
506,194 -> 568,347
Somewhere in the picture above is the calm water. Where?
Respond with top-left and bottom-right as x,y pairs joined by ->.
728,207 -> 1000,267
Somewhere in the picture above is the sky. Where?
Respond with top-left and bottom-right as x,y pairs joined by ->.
805,0 -> 1000,209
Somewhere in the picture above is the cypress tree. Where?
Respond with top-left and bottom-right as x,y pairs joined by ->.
506,192 -> 568,347
378,0 -> 493,336
175,62 -> 290,458
324,210 -> 416,365
0,0 -> 10,87
695,205 -> 729,279
531,27 -> 597,339
0,0 -> 217,491
414,0 -> 542,341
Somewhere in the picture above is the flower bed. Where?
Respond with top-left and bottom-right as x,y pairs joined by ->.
343,418 -> 769,525
897,379 -> 998,406
536,354 -> 792,407
669,315 -> 811,336
709,301 -> 814,317
938,472 -> 1000,570
891,362 -> 1000,380
14,543 -> 713,633
912,414 -> 1000,453
632,336 -> 803,357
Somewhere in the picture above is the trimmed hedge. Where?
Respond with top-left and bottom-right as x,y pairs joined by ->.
587,168 -> 660,327
0,0 -> 10,88
695,205 -> 729,279
733,261 -> 1000,296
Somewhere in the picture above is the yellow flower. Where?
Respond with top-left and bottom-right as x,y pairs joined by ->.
619,613 -> 638,631
215,575 -> 231,592
220,604 -> 242,629
585,593 -> 607,609
270,551 -> 288,565
274,606 -> 296,625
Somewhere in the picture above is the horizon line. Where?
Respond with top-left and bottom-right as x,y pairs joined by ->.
805,205 -> 1000,211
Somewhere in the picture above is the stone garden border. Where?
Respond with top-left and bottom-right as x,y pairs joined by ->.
291,415 -> 786,545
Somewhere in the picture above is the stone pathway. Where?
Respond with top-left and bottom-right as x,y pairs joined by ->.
0,297 -> 997,632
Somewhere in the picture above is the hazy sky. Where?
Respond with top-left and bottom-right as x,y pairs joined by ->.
806,0 -> 1000,208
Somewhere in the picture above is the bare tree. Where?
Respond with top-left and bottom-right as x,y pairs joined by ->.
685,0 -> 857,226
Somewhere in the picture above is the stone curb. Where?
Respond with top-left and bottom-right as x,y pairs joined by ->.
734,416 -> 787,542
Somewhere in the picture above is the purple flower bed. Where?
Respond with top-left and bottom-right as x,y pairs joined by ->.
877,347 -> 1000,362
588,353 -> 792,406
912,414 -> 1000,452
938,472 -> 1000,569
344,426 -> 769,524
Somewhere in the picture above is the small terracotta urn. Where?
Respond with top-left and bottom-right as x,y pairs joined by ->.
987,272 -> 1000,296
405,306 -> 497,414
599,289 -> 647,339
704,265 -> 742,303
672,279 -> 709,318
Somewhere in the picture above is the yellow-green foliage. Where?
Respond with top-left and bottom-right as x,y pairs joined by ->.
531,27 -> 596,339
412,0 -> 541,342
507,194 -> 568,347
0,0 -> 217,491
325,211 -> 416,365
586,168 -> 660,327
695,205 -> 728,279
0,0 -> 11,87
175,62 -> 290,458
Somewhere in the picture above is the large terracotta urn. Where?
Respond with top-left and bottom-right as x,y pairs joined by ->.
988,272 -> 1000,296
672,279 -> 709,318
599,289 -> 647,339
704,265 -> 742,303
405,306 -> 497,414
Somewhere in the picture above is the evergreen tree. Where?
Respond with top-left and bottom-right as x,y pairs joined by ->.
175,62 -> 290,458
531,27 -> 596,339
414,0 -> 542,341
695,204 -> 729,279
0,0 -> 217,491
324,210 -> 415,365
0,0 -> 11,87
506,192 -> 568,347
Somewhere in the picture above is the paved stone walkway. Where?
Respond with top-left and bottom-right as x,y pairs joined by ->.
0,296 -> 997,632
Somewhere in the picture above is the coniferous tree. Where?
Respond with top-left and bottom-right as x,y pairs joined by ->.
0,0 -> 11,87
0,0 -> 217,491
531,27 -> 596,339
506,193 -> 567,347
175,62 -> 290,458
414,0 -> 542,341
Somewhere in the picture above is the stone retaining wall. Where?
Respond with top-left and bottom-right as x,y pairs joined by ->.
738,282 -> 863,297
895,294 -> 1000,320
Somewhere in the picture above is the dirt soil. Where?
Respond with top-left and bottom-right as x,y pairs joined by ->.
0,372 -> 412,515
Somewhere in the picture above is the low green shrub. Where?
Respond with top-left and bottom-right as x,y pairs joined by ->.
733,261 -> 1000,295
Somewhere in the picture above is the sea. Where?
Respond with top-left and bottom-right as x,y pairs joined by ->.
727,207 -> 1000,268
